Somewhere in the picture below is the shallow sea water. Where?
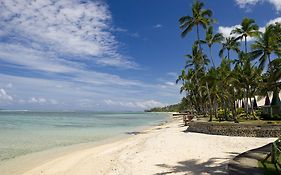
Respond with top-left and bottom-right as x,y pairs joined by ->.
0,111 -> 169,162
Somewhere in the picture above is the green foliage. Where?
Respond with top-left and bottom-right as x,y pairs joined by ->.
145,98 -> 190,112
236,108 -> 245,115
145,104 -> 180,112
258,160 -> 281,175
177,0 -> 281,122
217,108 -> 232,120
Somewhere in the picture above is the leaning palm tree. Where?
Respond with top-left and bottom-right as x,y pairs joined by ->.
231,18 -> 260,53
219,37 -> 240,59
179,0 -> 213,50
199,26 -> 224,67
250,23 -> 281,70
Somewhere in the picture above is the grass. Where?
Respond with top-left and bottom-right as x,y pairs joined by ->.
258,160 -> 281,175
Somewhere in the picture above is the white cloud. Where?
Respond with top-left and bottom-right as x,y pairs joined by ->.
111,27 -> 128,32
130,32 -> 140,38
104,99 -> 165,109
167,72 -> 178,78
235,0 -> 281,12
164,82 -> 176,86
259,17 -> 281,32
0,73 -> 182,111
218,25 -> 241,38
153,24 -> 163,28
28,97 -> 57,105
0,43 -> 77,73
0,0 -> 137,69
269,0 -> 281,11
0,89 -> 13,102
235,0 -> 260,8
6,83 -> 13,89
218,17 -> 281,41
266,17 -> 281,25
0,1 -> 186,111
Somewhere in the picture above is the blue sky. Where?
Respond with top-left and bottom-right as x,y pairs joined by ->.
0,0 -> 280,111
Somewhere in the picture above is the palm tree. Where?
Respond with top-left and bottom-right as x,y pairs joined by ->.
179,0 -> 215,118
265,58 -> 281,106
204,68 -> 221,120
179,0 -> 213,50
235,54 -> 263,118
177,45 -> 210,113
217,58 -> 235,121
250,23 -> 281,70
199,26 -> 224,67
185,45 -> 209,70
231,18 -> 259,53
219,37 -> 240,59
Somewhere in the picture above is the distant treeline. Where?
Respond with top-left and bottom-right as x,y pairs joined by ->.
145,104 -> 180,112
145,98 -> 189,112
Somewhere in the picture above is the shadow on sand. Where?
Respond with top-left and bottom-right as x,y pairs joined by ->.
154,157 -> 229,175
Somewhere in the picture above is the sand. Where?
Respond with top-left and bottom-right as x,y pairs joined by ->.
18,118 -> 276,175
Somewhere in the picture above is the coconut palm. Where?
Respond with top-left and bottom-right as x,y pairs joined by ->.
179,0 -> 213,50
177,45 -> 210,113
265,58 -> 281,106
235,55 -> 263,118
219,37 -> 240,59
185,45 -> 209,70
250,23 -> 281,70
231,18 -> 259,53
199,26 -> 224,67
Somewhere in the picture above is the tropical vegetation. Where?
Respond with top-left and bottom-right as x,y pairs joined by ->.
177,0 -> 281,122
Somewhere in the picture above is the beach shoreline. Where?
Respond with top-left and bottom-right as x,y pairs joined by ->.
0,113 -> 171,175
1,115 -> 277,175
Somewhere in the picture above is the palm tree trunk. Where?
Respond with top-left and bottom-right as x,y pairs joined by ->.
246,87 -> 249,119
195,76 -> 203,113
227,49 -> 230,59
233,101 -> 238,123
268,54 -> 272,70
196,24 -> 202,51
214,97 -> 218,119
222,98 -> 228,121
245,36 -> 247,53
205,81 -> 213,121
209,46 -> 215,67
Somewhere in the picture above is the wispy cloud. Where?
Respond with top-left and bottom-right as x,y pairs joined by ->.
0,0 -> 183,111
167,72 -> 178,79
104,99 -> 166,109
153,24 -> 163,29
0,73 -> 181,111
0,0 -> 137,69
0,89 -> 13,103
235,0 -> 281,12
130,32 -> 140,38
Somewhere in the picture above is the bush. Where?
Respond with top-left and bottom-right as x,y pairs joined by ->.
217,108 -> 233,121
236,108 -> 245,115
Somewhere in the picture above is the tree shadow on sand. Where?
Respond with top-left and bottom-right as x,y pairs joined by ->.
154,157 -> 229,175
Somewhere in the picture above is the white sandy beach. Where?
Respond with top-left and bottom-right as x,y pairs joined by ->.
14,117 -> 275,175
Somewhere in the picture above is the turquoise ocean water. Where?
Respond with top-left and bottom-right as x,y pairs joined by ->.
0,111 -> 169,162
